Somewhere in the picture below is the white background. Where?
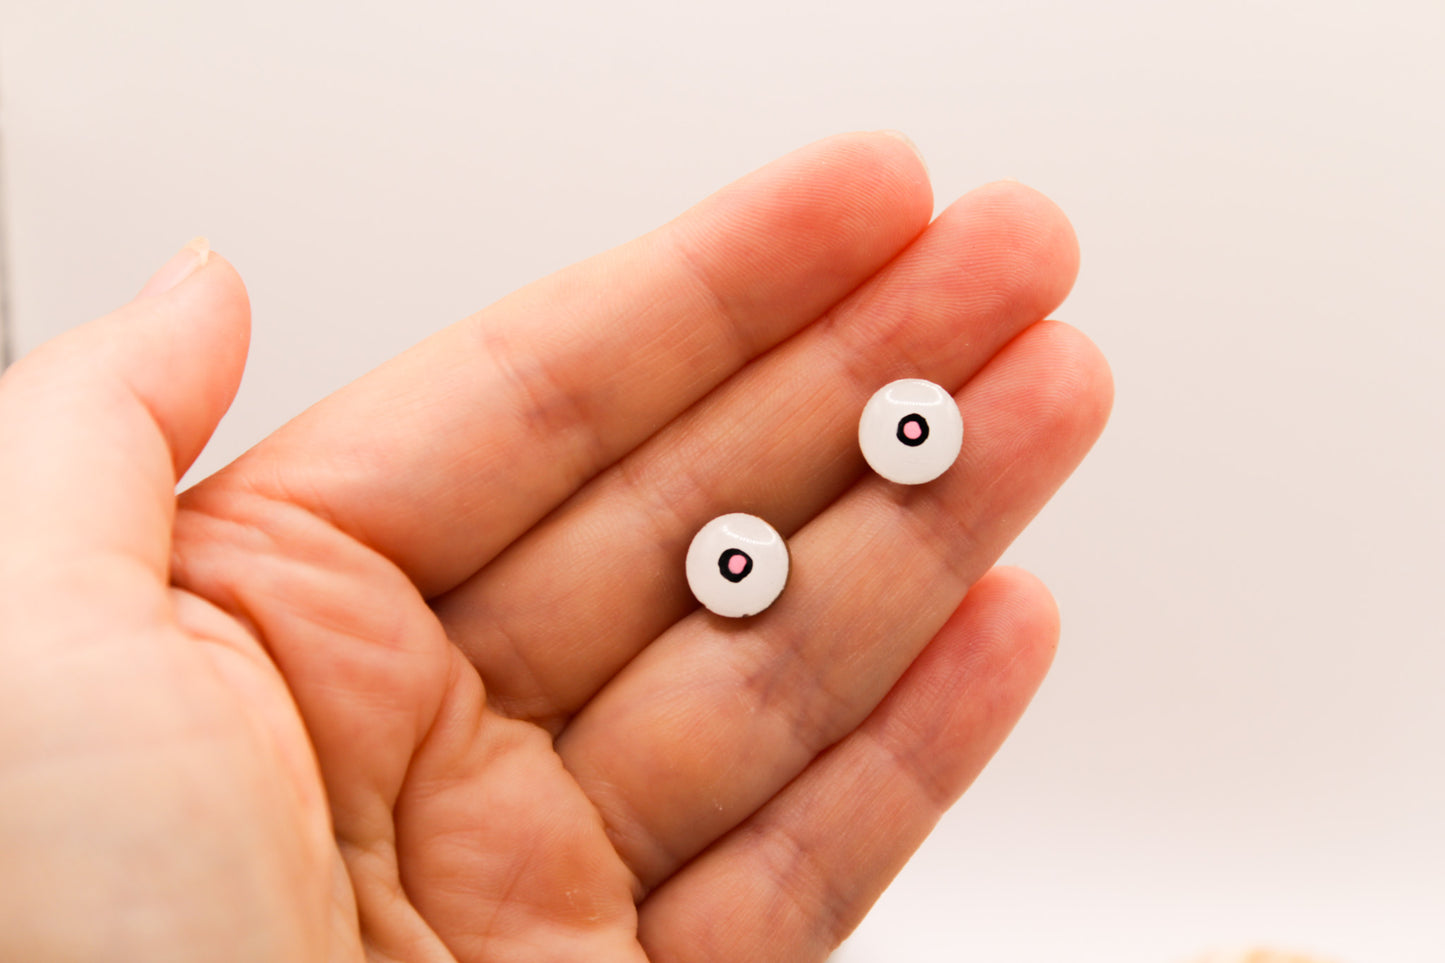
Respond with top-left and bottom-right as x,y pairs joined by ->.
2,1 -> 1441,960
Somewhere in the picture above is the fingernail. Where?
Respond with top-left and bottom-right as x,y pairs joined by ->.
875,129 -> 929,177
136,237 -> 211,299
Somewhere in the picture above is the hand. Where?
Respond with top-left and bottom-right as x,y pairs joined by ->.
0,133 -> 1111,962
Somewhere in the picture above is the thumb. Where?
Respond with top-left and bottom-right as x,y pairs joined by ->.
0,239 -> 250,580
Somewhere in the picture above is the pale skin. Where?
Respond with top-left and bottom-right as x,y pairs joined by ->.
0,133 -> 1112,961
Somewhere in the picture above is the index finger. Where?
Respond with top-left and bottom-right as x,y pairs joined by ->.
182,132 -> 933,597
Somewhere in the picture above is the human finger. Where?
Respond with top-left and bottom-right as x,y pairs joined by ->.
635,566 -> 1059,962
183,132 -> 932,597
0,240 -> 248,583
0,244 -> 278,957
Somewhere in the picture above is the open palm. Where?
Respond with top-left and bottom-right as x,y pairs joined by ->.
0,133 -> 1111,962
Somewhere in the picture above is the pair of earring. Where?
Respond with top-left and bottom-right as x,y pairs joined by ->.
686,378 -> 963,617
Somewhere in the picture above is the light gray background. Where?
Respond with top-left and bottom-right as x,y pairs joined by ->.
2,1 -> 1441,960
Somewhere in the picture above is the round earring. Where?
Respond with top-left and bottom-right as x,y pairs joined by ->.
686,513 -> 790,617
858,378 -> 963,484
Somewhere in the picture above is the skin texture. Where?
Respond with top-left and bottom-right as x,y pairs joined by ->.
0,133 -> 1112,962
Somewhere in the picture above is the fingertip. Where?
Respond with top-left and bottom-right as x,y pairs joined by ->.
944,566 -> 1058,677
659,129 -> 936,345
969,178 -> 1078,258
978,564 -> 1062,673
872,129 -> 929,178
961,319 -> 1114,489
0,245 -> 253,576
192,250 -> 252,323
852,129 -> 933,209
1021,318 -> 1116,446
850,129 -> 935,228
106,245 -> 252,477
947,179 -> 1081,322
785,130 -> 935,238
181,249 -> 252,375
135,237 -> 211,299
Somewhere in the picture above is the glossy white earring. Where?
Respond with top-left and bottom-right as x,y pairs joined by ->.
685,513 -> 790,617
858,378 -> 963,484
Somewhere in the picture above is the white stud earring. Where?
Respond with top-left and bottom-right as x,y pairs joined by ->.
858,378 -> 963,484
685,513 -> 790,617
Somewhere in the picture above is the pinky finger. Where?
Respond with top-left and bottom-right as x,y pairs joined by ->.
635,566 -> 1061,963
